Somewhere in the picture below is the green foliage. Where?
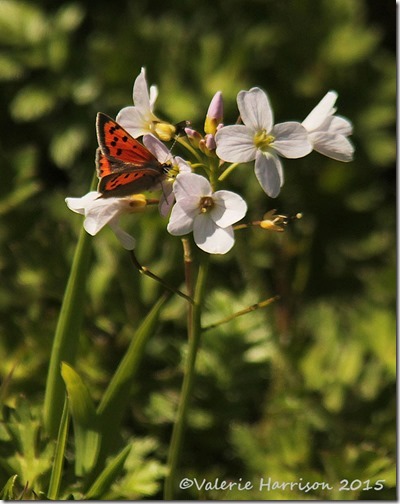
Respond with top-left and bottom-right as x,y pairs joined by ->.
0,0 -> 395,500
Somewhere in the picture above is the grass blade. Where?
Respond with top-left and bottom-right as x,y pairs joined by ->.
96,294 -> 168,462
47,395 -> 70,500
84,444 -> 131,500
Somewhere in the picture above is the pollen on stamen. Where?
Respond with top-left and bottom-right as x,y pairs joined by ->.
254,130 -> 275,151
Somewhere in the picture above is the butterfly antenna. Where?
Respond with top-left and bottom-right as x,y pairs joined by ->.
129,250 -> 194,304
170,120 -> 191,152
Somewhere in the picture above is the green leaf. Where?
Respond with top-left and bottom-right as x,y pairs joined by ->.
84,444 -> 131,500
0,0 -> 47,45
97,294 -> 168,427
10,85 -> 57,121
54,3 -> 85,33
1,403 -> 54,491
50,125 -> 88,168
47,396 -> 70,500
61,362 -> 101,477
0,474 -> 18,500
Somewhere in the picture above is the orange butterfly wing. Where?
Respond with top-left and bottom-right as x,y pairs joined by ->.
95,113 -> 169,198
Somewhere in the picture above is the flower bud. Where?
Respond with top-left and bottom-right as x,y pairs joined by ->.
198,137 -> 216,157
204,91 -> 223,135
185,127 -> 203,149
204,133 -> 216,151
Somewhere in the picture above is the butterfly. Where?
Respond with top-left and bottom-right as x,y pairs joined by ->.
95,112 -> 171,198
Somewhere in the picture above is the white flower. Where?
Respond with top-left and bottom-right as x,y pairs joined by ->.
167,173 -> 247,255
116,67 -> 175,141
66,191 -> 147,250
302,90 -> 354,162
142,134 -> 192,217
216,87 -> 312,198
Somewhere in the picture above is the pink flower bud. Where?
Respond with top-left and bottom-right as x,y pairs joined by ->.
185,127 -> 203,148
204,91 -> 223,135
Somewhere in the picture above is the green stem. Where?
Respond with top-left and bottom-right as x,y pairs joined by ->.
176,137 -> 203,163
209,158 -> 220,192
44,223 -> 92,437
218,162 -> 240,182
44,176 -> 96,437
164,255 -> 209,500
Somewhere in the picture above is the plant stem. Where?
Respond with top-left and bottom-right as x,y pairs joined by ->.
218,162 -> 240,182
202,295 -> 280,331
44,175 -> 97,437
44,224 -> 92,437
164,255 -> 209,500
129,250 -> 193,303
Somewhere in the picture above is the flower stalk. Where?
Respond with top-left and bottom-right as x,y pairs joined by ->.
164,255 -> 209,500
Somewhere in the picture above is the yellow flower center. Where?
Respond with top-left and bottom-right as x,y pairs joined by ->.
253,130 -> 275,152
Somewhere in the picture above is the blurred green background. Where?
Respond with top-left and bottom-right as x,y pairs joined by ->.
0,0 -> 395,500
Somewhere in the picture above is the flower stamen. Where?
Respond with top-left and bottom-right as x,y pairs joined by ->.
199,196 -> 214,213
253,130 -> 275,151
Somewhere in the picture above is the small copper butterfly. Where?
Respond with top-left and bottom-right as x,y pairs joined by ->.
95,112 -> 171,198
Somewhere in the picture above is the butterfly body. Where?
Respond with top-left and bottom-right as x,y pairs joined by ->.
95,113 -> 170,198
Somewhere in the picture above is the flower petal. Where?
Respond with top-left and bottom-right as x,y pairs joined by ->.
65,192 -> 101,215
215,125 -> 257,162
116,106 -> 150,138
83,198 -> 124,235
254,151 -> 283,198
193,215 -> 235,254
167,202 -> 195,235
173,173 -> 211,201
302,91 -> 338,132
149,84 -> 158,109
174,156 -> 192,174
211,190 -> 247,227
329,115 -> 353,136
159,181 -> 174,217
108,217 -> 136,250
309,132 -> 354,162
272,122 -> 312,158
237,87 -> 273,132
143,134 -> 171,163
133,67 -> 153,113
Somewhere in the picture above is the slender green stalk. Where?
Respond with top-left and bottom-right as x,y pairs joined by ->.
44,223 -> 92,437
176,137 -> 203,163
202,295 -> 280,331
164,256 -> 209,500
47,396 -> 70,500
218,162 -> 240,182
129,250 -> 193,303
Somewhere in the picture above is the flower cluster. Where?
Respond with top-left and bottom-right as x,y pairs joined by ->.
66,68 -> 354,254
